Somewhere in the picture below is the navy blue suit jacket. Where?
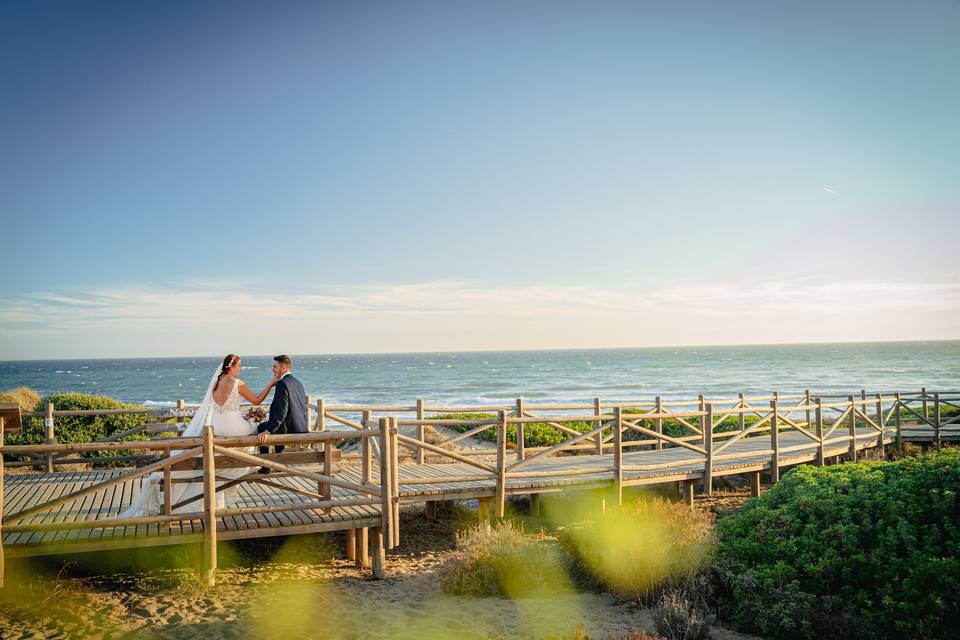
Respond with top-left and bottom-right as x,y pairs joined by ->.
263,374 -> 308,434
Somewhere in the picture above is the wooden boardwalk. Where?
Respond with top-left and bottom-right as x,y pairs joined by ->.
2,389 -> 957,582
3,469 -> 381,558
0,424 -> 909,557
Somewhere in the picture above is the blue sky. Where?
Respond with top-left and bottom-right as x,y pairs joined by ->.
2,1 -> 959,359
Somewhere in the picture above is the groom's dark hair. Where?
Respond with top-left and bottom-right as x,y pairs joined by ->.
274,354 -> 292,368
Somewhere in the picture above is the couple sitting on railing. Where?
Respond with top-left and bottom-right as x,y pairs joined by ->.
120,354 -> 308,517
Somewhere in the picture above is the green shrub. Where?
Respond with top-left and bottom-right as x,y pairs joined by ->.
432,412 -> 600,448
0,386 -> 41,412
558,498 -> 715,602
435,409 -> 770,451
714,449 -> 960,640
441,522 -> 574,597
7,393 -> 151,461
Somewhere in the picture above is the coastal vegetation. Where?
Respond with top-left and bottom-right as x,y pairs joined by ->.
438,447 -> 960,640
714,448 -> 960,640
4,390 -> 151,458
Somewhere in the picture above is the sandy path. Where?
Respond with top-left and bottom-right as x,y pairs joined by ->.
0,498 -> 758,640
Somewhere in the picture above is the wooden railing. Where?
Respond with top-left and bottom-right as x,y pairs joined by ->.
325,389 -> 957,517
11,388 -> 959,472
1,388 -> 957,586
0,423 -> 398,585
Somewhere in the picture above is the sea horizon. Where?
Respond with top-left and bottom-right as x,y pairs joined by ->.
2,340 -> 957,409
3,337 -> 958,365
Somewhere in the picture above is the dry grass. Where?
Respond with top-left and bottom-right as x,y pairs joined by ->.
652,589 -> 715,640
0,386 -> 40,411
421,424 -> 456,448
441,521 -> 574,598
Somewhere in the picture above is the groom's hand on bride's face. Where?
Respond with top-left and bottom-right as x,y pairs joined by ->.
256,431 -> 270,444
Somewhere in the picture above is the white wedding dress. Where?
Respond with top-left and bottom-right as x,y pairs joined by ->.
120,373 -> 257,517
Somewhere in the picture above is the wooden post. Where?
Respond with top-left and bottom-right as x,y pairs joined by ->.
613,407 -> 623,506
355,527 -> 369,569
371,527 -> 385,579
202,425 -> 217,586
737,393 -> 745,433
378,419 -> 392,550
345,529 -> 356,561
45,402 -> 55,473
162,449 -> 173,515
697,394 -> 705,446
172,399 -> 185,438
306,394 -> 313,432
769,398 -> 780,484
749,471 -> 761,497
860,389 -> 867,418
515,398 -> 525,461
682,480 -> 694,508
389,418 -> 400,549
875,394 -> 885,451
815,398 -> 825,467
530,493 -> 542,517
921,387 -> 928,423
416,399 -> 425,465
804,390 -> 811,429
321,400 -> 332,506
424,501 -> 437,521
495,410 -> 507,519
594,397 -> 605,454
362,411 -> 372,485
478,498 -> 491,525
934,393 -> 942,449
163,402 -> 181,514
702,404 -> 713,495
848,395 -> 858,462
654,396 -> 664,450
894,393 -> 902,453
1,419 -> 5,588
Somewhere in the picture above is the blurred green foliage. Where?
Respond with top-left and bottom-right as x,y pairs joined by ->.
558,497 -> 715,603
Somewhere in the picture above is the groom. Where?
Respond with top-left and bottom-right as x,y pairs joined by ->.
255,354 -> 308,471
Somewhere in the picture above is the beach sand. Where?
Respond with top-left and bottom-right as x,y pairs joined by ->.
0,493 -> 759,640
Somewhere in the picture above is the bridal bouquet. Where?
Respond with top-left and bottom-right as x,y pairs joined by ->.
243,407 -> 267,423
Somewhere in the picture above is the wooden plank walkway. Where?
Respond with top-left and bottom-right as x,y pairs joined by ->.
5,423 -> 937,558
3,468 -> 381,558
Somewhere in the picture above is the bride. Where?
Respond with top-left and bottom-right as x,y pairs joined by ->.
120,354 -> 279,517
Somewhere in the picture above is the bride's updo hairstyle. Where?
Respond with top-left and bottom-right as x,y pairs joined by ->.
213,354 -> 238,392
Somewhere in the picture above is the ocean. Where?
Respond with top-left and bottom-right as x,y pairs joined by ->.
0,341 -> 957,408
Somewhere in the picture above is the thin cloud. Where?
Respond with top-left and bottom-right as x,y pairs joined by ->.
2,279 -> 958,358
822,187 -> 837,194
